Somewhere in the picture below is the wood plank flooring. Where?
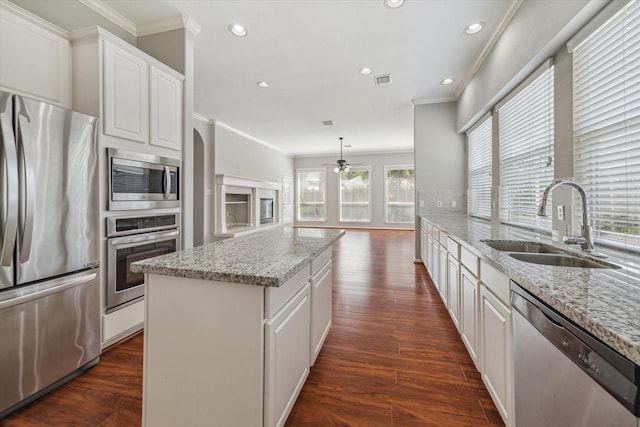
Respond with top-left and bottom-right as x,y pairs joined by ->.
3,229 -> 503,426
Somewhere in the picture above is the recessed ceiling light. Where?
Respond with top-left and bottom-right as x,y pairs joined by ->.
229,24 -> 247,37
359,67 -> 372,75
384,0 -> 404,9
464,22 -> 483,35
441,78 -> 454,85
256,81 -> 270,88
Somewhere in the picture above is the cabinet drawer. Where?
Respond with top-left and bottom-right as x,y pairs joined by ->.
447,237 -> 460,260
265,265 -> 311,319
311,247 -> 331,276
461,246 -> 479,276
480,260 -> 510,306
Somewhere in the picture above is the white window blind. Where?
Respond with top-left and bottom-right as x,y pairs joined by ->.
384,166 -> 415,223
573,0 -> 640,249
339,167 -> 371,222
297,168 -> 326,221
467,115 -> 492,219
499,65 -> 555,230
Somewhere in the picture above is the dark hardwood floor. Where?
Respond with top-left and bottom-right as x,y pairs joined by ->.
3,229 -> 503,426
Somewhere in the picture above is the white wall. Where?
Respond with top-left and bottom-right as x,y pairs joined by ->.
414,102 -> 466,216
214,124 -> 294,184
456,0 -> 607,133
294,152 -> 414,229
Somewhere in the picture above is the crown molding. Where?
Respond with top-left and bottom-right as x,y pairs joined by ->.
1,0 -> 69,39
78,0 -> 137,36
215,121 -> 292,157
77,0 -> 200,38
193,112 -> 215,124
411,96 -> 457,106
454,0 -> 524,100
137,13 -> 201,37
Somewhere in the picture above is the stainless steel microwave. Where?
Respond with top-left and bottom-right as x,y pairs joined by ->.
108,148 -> 180,210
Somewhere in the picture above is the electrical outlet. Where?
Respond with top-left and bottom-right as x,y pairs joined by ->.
557,205 -> 565,221
436,200 -> 442,208
419,200 -> 425,208
452,201 -> 457,208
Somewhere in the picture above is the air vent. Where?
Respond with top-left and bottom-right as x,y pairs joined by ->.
374,74 -> 392,85
322,120 -> 334,126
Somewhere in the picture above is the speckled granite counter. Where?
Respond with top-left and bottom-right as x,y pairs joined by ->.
421,214 -> 640,365
130,225 -> 345,287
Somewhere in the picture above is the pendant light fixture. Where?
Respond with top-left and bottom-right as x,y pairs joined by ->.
333,137 -> 351,173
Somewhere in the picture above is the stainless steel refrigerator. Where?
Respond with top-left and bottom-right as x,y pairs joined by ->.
0,91 -> 101,418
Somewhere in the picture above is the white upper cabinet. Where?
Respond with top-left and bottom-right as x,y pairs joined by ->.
103,40 -> 149,143
71,27 -> 184,153
0,2 -> 70,108
150,66 -> 182,149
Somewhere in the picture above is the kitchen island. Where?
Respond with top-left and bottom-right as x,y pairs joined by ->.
131,226 -> 344,427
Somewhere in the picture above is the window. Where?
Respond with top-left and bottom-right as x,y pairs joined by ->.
384,166 -> 415,223
572,0 -> 640,249
498,63 -> 555,230
297,168 -> 326,221
339,166 -> 371,222
467,115 -> 492,219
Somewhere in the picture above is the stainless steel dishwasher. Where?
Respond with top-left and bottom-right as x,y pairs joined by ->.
511,281 -> 639,427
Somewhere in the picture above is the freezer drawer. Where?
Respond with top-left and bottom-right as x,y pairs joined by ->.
0,270 -> 101,417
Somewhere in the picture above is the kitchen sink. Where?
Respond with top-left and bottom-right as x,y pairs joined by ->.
508,253 -> 620,269
481,240 -> 564,254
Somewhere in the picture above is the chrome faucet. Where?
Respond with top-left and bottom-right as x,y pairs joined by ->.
537,179 -> 595,252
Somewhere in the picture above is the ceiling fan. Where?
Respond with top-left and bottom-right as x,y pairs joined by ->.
323,137 -> 360,173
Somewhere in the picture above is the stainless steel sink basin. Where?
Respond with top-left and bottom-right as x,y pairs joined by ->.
508,253 -> 620,269
481,240 -> 563,254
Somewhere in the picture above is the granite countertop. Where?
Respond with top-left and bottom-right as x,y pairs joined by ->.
421,214 -> 640,365
130,225 -> 345,287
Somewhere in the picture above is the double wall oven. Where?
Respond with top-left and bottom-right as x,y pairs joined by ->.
106,149 -> 181,312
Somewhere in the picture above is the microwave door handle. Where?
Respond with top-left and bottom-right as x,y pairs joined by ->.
16,114 -> 35,263
0,104 -> 18,266
163,166 -> 171,200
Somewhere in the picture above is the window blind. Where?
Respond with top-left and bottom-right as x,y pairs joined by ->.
297,168 -> 326,221
339,166 -> 371,222
385,166 -> 415,223
573,0 -> 640,249
499,65 -> 555,230
467,115 -> 492,219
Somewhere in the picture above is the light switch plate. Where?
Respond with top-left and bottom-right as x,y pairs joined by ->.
419,200 -> 425,208
436,200 -> 442,208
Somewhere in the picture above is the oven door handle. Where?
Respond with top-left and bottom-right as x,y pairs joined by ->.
109,229 -> 180,246
163,166 -> 171,200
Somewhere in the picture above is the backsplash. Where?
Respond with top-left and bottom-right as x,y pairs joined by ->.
418,189 -> 467,216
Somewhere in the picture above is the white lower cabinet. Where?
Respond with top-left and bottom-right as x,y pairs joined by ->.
447,254 -> 460,331
438,244 -> 448,303
310,255 -> 332,366
265,283 -> 311,427
479,283 -> 513,427
460,266 -> 479,368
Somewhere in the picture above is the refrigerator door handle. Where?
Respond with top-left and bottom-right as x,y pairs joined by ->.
163,165 -> 171,200
0,102 -> 18,267
16,114 -> 35,264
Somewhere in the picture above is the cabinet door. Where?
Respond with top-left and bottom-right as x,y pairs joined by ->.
438,245 -> 448,303
0,6 -> 70,108
430,239 -> 439,289
447,255 -> 460,331
460,266 -> 478,367
150,66 -> 182,150
265,283 -> 310,427
310,260 -> 332,366
103,39 -> 149,143
420,230 -> 428,266
480,285 -> 512,427
425,235 -> 432,275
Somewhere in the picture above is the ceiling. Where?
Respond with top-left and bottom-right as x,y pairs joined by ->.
100,0 -> 516,157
